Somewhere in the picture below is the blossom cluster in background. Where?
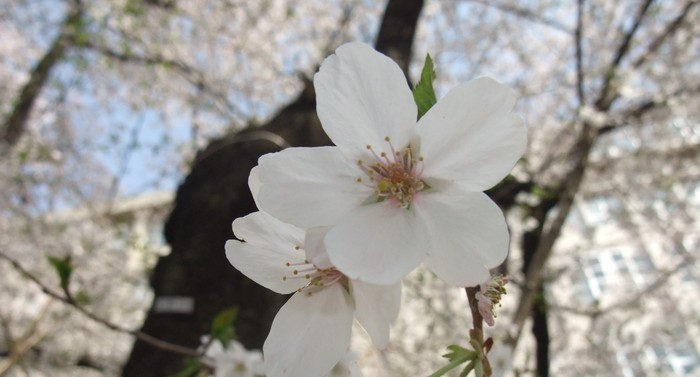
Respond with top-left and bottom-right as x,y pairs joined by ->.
203,337 -> 362,377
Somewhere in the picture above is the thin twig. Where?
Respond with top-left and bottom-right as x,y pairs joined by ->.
466,287 -> 483,334
574,0 -> 586,106
632,0 -> 699,69
595,0 -> 654,110
0,5 -> 83,158
0,250 -> 200,358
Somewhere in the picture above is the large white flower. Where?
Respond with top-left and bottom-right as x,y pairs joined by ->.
254,42 -> 526,287
225,211 -> 400,377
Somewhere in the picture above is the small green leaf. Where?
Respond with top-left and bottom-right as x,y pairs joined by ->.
442,344 -> 477,362
210,307 -> 238,348
74,291 -> 91,306
47,255 -> 73,292
429,344 -> 478,377
413,53 -> 437,120
460,360 -> 476,377
171,357 -> 203,377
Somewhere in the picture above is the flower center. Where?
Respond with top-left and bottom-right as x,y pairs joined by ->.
356,136 -> 426,209
283,255 -> 347,296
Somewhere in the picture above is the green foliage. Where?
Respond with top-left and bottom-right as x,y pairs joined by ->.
74,290 -> 91,306
47,255 -> 73,293
210,307 -> 238,348
172,358 -> 206,377
413,54 -> 437,120
428,344 -> 477,377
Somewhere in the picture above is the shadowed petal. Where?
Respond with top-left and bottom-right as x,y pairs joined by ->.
232,211 -> 304,249
351,280 -> 401,349
227,212 -> 306,294
414,186 -> 509,286
263,285 -> 353,377
257,147 -> 370,228
304,226 -> 334,269
225,241 -> 304,295
325,203 -> 428,285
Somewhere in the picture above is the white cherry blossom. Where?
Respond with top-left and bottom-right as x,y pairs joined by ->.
254,42 -> 527,286
225,211 -> 400,377
202,337 -> 264,377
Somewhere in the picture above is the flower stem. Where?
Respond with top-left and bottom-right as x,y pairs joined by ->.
465,286 -> 483,333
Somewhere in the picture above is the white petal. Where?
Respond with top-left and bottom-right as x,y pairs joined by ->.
314,42 -> 417,158
413,186 -> 509,286
248,165 -> 262,209
304,227 -> 334,269
325,203 -> 428,285
325,351 -> 364,377
227,212 -> 307,294
257,147 -> 370,228
232,211 -> 304,249
264,285 -> 353,377
350,280 -> 401,349
417,77 -> 527,190
225,240 -> 304,294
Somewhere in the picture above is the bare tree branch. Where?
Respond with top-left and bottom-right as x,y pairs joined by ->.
632,0 -> 699,69
0,251 -> 200,359
595,0 -> 654,110
598,83 -> 700,134
461,0 -> 570,33
0,303 -> 52,377
78,40 -> 246,120
575,0 -> 586,106
510,123 -> 597,347
0,6 -> 82,159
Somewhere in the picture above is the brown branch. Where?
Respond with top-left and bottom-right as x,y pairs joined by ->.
598,83 -> 700,134
0,6 -> 82,158
510,123 -> 597,347
462,0 -> 570,33
0,303 -> 52,376
595,0 -> 654,110
466,287 -> 484,335
78,40 -> 244,119
575,0 -> 586,106
0,250 -> 200,358
632,0 -> 699,69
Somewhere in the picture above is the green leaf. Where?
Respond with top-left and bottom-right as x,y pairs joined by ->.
171,357 -> 203,377
429,344 -> 477,377
210,307 -> 238,348
413,53 -> 437,120
74,291 -> 91,306
47,255 -> 73,292
443,344 -> 477,362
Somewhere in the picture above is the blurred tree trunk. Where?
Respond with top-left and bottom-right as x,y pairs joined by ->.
121,1 -> 425,376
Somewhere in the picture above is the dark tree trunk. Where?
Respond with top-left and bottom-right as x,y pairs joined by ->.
121,1 -> 424,376
532,285 -> 550,377
520,197 -> 558,377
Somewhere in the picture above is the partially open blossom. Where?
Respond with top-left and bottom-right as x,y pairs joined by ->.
225,211 -> 399,377
475,275 -> 508,327
254,42 -> 526,286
